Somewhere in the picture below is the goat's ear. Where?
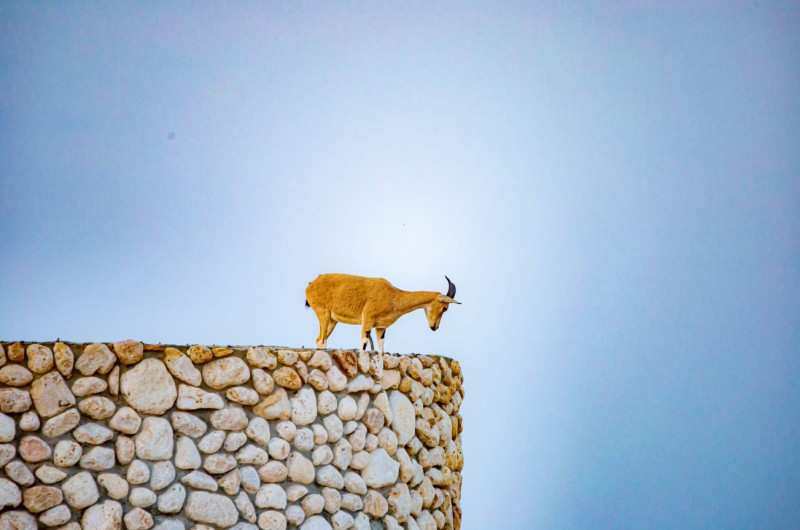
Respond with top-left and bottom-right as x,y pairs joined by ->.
437,294 -> 460,304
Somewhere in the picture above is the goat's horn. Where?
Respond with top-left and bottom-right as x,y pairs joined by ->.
445,276 -> 456,299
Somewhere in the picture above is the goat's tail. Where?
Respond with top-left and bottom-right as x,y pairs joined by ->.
305,300 -> 310,308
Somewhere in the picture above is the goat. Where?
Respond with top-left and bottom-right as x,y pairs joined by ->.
305,274 -> 460,353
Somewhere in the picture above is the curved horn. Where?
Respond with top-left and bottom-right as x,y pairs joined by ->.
445,276 -> 456,299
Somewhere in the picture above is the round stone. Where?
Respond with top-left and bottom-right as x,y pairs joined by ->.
202,357 -> 250,389
26,344 -> 54,374
120,358 -> 177,414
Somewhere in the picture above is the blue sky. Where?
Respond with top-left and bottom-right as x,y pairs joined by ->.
1,2 -> 799,529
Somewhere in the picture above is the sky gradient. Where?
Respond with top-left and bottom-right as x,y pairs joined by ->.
1,3 -> 799,529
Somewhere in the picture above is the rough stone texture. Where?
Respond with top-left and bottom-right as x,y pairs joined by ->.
121,358 -> 177,414
0,342 -> 464,530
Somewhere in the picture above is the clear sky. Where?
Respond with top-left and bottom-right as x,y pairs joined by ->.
1,2 -> 798,529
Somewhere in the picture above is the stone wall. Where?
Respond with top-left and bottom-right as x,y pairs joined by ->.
0,342 -> 464,530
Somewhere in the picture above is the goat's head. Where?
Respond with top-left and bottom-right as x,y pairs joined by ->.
425,276 -> 460,331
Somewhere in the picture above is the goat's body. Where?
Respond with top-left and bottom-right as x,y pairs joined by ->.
305,273 -> 457,353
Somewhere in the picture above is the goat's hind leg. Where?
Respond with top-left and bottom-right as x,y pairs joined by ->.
315,311 -> 332,348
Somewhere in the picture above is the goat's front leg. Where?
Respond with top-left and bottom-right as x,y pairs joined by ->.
376,328 -> 386,354
360,324 -> 374,352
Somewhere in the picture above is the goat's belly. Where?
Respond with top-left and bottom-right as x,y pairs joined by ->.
331,312 -> 361,325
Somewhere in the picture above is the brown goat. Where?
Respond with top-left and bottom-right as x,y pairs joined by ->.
305,274 -> 460,353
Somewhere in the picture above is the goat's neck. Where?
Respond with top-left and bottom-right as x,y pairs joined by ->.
394,290 -> 437,313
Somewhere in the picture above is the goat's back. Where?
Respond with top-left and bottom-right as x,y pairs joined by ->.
306,274 -> 394,317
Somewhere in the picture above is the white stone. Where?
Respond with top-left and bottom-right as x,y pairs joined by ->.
246,416 -> 270,445
202,357 -> 250,389
157,483 -> 186,513
39,408 -> 78,438
116,435 -> 135,465
301,516 -> 333,530
331,511 -> 354,530
234,490 -> 256,523
291,387 -> 318,425
251,368 -> 274,394
108,406 -> 141,434
53,440 -> 81,467
218,468 -> 241,495
237,444 -> 268,465
128,459 -> 151,484
185,492 -> 239,527
198,430 -> 225,453
53,342 -> 74,378
181,470 -> 218,491
121,358 -> 177,414
0,478 -> 21,508
98,473 -> 128,500
73,423 -> 113,444
153,519 -> 185,530
175,436 -> 202,469
344,471 -> 367,495
341,493 -> 363,512
257,510 -> 287,530
227,386 -> 259,405
30,372 -> 75,418
275,420 -> 296,441
246,346 -> 276,369
225,431 -> 248,451
61,471 -> 99,509
177,384 -> 224,410
129,486 -> 157,507
362,448 -> 400,488
123,507 -> 153,530
71,376 -> 107,396
316,465 -> 344,489
4,461 -> 33,486
337,396 -> 357,421
210,406 -> 248,430
0,412 -> 14,442
77,397 -> 115,423
240,466 -> 260,493
164,347 -> 202,386
286,484 -> 308,502
323,414 -> 343,442
204,453 -> 237,474
347,375 -> 373,393
80,500 -> 122,530
80,446 -> 115,470
301,493 -> 325,515
18,411 -> 38,432
259,461 -> 288,483
26,344 -> 54,374
287,451 -> 315,484
151,460 -> 176,490
268,438 -> 290,460
388,482 -> 412,521
321,487 -> 341,514
135,417 -> 174,461
333,438 -> 353,470
312,445 -> 333,466
285,505 -> 306,526
35,465 -> 66,484
0,365 -> 33,386
39,504 -> 71,526
255,484 -> 287,509
389,390 -> 416,445
75,343 -> 116,376
318,390 -> 337,415
0,444 -> 14,467
171,411 -> 207,438
253,388 -> 291,420
294,428 -> 315,451
327,366 -> 347,392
